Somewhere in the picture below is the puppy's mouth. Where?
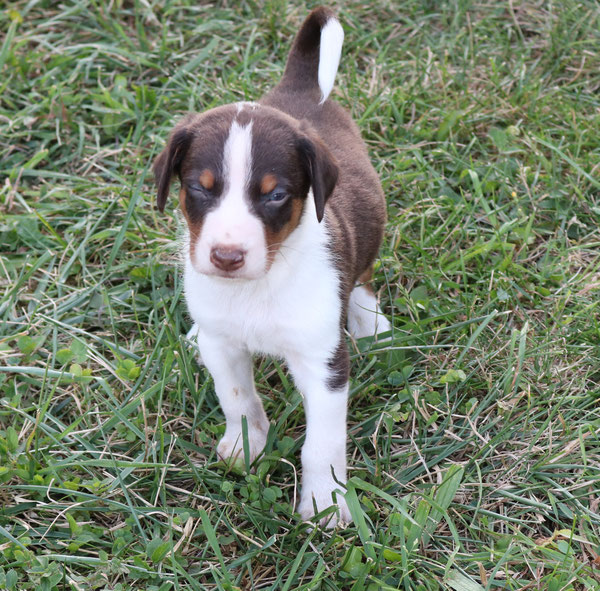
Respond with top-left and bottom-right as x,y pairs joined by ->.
206,268 -> 255,280
190,257 -> 267,281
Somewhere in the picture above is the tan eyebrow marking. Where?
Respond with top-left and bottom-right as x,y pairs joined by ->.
260,173 -> 278,195
199,169 -> 215,190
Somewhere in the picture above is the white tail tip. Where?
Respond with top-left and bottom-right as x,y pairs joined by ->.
318,18 -> 344,104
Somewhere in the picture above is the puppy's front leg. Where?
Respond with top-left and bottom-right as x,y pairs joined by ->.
196,331 -> 269,465
288,343 -> 352,527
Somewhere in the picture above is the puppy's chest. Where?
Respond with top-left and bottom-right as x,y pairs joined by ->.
184,251 -> 341,357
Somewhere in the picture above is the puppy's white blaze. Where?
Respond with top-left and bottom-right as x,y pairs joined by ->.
223,119 -> 253,196
194,120 -> 267,277
318,18 -> 344,104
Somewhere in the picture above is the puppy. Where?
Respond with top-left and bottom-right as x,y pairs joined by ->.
153,6 -> 391,526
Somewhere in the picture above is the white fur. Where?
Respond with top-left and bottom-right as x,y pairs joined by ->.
185,197 -> 340,359
193,120 -> 267,279
196,330 -> 269,464
289,362 -> 351,526
318,18 -> 344,104
348,285 -> 391,339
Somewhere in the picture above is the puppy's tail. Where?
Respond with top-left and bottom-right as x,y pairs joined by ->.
280,7 -> 344,104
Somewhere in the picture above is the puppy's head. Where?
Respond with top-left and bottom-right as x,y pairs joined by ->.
153,103 -> 338,279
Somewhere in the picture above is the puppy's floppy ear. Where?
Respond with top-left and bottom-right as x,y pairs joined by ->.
296,131 -> 338,223
153,125 -> 193,213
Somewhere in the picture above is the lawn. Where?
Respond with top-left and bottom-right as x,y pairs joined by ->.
1,0 -> 600,589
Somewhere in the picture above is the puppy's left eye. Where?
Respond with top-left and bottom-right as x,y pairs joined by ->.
263,190 -> 288,204
187,183 -> 210,197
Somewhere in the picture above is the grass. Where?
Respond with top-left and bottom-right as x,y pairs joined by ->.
1,0 -> 600,589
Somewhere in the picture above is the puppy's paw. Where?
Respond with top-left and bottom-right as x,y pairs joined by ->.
298,479 -> 351,528
217,425 -> 268,467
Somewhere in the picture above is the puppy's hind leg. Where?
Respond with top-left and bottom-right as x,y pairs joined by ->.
347,284 -> 391,340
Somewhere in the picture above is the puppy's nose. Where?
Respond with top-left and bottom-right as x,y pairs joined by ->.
210,246 -> 246,272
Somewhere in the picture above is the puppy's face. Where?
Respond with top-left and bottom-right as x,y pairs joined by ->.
154,103 -> 338,280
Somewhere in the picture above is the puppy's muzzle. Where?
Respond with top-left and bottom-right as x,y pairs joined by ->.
210,245 -> 246,272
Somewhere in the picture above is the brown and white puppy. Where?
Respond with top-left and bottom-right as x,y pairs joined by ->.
154,6 -> 390,526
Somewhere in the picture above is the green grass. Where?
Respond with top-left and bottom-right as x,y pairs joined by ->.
2,0 -> 600,589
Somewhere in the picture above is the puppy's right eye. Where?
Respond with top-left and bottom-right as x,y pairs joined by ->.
261,189 -> 289,205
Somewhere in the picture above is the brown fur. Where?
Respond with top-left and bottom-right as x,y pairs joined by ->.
358,266 -> 374,285
264,198 -> 305,266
